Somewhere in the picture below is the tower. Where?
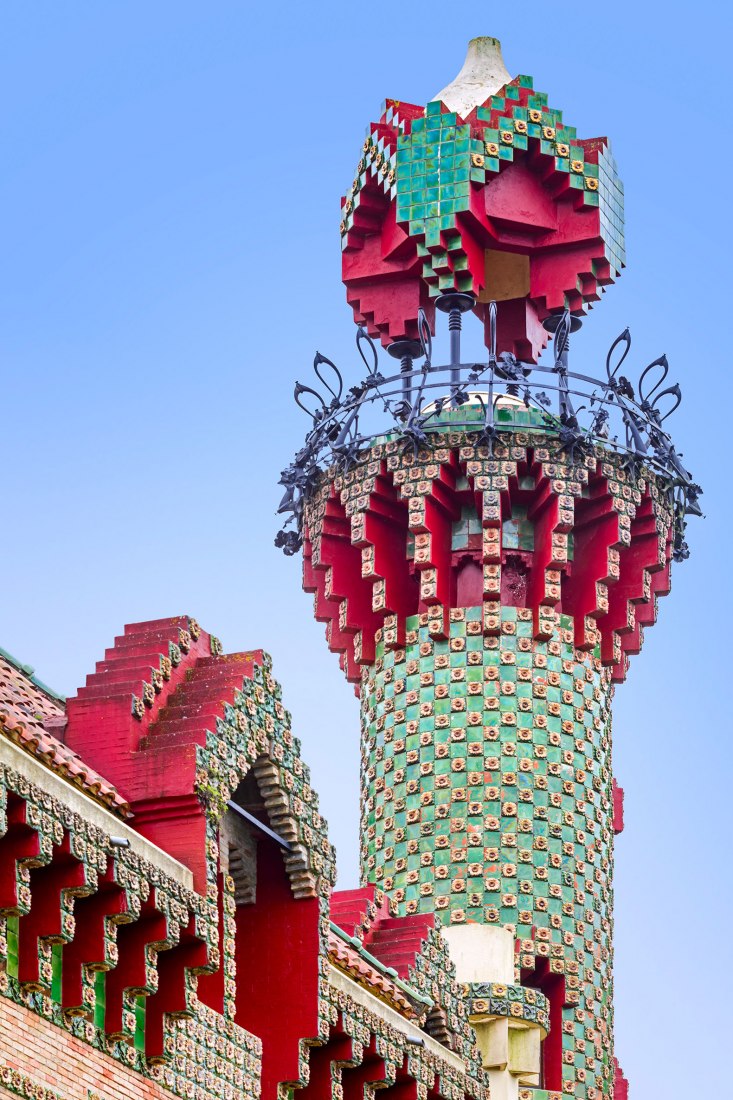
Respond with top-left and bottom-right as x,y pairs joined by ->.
278,38 -> 700,1100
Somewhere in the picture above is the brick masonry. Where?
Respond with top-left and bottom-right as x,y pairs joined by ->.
0,996 -> 172,1100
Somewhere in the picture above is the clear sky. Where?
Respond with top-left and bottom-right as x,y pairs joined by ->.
2,3 -> 729,1095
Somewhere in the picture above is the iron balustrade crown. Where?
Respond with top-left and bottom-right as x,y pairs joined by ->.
276,294 -> 702,562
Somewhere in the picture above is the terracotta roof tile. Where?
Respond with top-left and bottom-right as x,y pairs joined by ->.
0,653 -> 132,819
330,887 -> 434,980
327,927 -> 417,1018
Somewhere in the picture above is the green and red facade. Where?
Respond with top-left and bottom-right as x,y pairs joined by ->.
302,413 -> 675,1096
0,34 -> 695,1100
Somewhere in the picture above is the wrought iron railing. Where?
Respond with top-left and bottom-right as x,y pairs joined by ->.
277,297 -> 701,562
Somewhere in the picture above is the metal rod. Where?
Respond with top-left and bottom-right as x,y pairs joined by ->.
401,354 -> 413,405
449,308 -> 461,387
226,800 -> 292,851
387,338 -> 422,411
435,290 -> 475,393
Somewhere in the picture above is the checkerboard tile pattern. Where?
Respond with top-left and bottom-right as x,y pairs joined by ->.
360,607 -> 615,1098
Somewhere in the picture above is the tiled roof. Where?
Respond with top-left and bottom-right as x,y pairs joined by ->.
0,652 -> 132,819
327,926 -> 418,1018
329,887 -> 439,1020
331,885 -> 434,979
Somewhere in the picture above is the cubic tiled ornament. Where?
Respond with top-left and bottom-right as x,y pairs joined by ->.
278,35 -> 701,1100
340,38 -> 624,361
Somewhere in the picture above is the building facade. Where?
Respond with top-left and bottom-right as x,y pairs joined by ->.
1,35 -> 699,1100
280,34 -> 699,1100
0,624 -> 487,1100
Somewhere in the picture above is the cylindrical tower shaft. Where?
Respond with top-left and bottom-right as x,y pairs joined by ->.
301,422 -> 675,1098
360,609 -> 614,1095
280,36 -> 699,1100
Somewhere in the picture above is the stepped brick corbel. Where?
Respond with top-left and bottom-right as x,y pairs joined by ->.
14,831 -> 91,990
304,437 -> 674,693
295,1019 -> 355,1100
59,860 -> 131,1016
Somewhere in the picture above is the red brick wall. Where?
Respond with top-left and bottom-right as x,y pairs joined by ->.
0,998 -> 173,1100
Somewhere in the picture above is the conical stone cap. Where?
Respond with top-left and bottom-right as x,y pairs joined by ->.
433,36 -> 512,117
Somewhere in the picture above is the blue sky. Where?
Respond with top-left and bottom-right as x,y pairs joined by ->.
2,3 -> 729,1094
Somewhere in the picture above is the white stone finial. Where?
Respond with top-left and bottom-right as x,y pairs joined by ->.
433,36 -> 512,117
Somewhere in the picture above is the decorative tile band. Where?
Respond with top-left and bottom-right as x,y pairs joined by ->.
0,1062 -> 65,1100
464,982 -> 550,1032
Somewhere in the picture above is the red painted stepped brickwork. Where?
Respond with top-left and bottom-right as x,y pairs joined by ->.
613,1059 -> 629,1100
65,616 -> 265,891
331,885 -> 436,980
363,914 -> 437,981
304,441 -> 674,685
330,886 -> 388,937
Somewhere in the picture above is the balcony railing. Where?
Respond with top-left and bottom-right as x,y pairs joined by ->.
277,297 -> 701,562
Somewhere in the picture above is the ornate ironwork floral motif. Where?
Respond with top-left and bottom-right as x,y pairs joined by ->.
278,303 -> 700,562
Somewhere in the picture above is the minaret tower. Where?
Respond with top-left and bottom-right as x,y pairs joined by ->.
278,38 -> 700,1100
